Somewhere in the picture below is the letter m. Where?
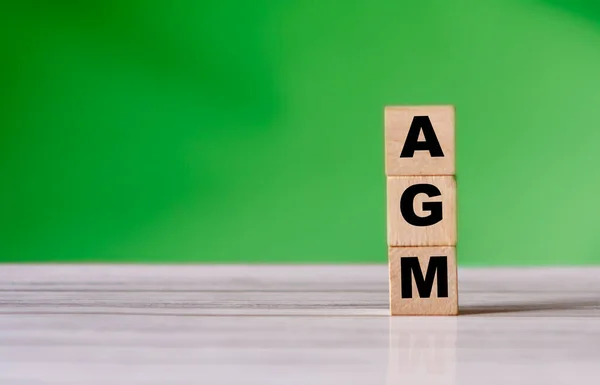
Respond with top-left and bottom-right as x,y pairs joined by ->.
401,256 -> 448,299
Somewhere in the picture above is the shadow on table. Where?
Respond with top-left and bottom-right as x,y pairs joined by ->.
460,298 -> 599,316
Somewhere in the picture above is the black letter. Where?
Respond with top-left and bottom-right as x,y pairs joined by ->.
400,184 -> 442,227
401,256 -> 448,298
400,116 -> 444,158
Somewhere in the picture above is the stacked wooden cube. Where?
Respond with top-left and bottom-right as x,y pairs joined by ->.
385,106 -> 458,316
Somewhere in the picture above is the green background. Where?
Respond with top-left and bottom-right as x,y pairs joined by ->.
2,0 -> 600,265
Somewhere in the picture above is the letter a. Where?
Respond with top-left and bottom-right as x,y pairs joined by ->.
400,116 -> 444,158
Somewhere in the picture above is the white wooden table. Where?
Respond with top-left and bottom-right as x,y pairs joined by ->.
1,265 -> 599,385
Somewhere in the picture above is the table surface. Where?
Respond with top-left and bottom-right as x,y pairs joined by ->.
1,265 -> 599,385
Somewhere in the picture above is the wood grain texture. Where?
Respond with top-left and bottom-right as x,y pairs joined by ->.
385,106 -> 455,176
387,176 -> 456,246
1,265 -> 600,385
389,247 -> 458,316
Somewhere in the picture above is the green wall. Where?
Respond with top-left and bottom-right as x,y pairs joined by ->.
2,0 -> 600,264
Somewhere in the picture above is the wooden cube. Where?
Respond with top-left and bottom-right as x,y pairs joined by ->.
389,246 -> 458,316
385,106 -> 455,176
387,176 -> 456,246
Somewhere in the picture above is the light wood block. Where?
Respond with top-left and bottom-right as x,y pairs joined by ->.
387,176 -> 456,246
385,106 -> 455,176
389,246 -> 458,316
